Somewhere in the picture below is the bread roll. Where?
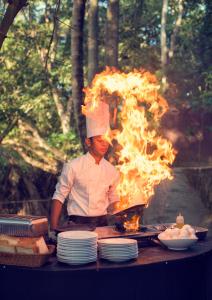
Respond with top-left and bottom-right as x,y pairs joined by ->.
0,235 -> 49,255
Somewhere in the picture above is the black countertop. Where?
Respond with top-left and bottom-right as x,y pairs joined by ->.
1,237 -> 211,272
1,237 -> 212,300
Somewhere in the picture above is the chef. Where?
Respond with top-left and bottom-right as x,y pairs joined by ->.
50,101 -> 120,230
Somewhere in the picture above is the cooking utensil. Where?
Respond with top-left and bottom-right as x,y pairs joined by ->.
111,204 -> 146,217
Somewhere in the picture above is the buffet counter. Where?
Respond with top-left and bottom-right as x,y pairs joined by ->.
1,237 -> 212,300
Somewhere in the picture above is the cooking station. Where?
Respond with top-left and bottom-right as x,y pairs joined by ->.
0,228 -> 212,300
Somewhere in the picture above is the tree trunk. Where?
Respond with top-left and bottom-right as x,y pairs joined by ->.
87,0 -> 99,84
71,0 -> 86,146
104,1 -> 119,162
200,0 -> 212,68
161,0 -> 184,92
105,0 -> 119,67
35,0 -> 72,135
0,0 -> 28,50
47,75 -> 71,134
168,0 -> 184,59
0,116 -> 18,144
160,0 -> 168,91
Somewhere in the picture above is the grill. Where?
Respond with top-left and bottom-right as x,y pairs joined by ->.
95,225 -> 161,247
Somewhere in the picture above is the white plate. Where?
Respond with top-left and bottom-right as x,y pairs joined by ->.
98,238 -> 137,245
98,245 -> 138,250
57,253 -> 97,259
57,247 -> 96,252
57,247 -> 97,253
57,254 -> 97,260
98,244 -> 137,248
58,244 -> 97,249
57,257 -> 97,265
100,256 -> 137,262
99,245 -> 138,251
158,234 -> 198,250
100,254 -> 138,259
58,240 -> 97,245
58,231 -> 98,240
58,240 -> 97,246
58,236 -> 97,242
99,249 -> 138,255
57,244 -> 97,250
57,250 -> 97,256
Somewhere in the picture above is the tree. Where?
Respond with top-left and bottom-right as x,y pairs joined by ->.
161,0 -> 184,91
0,0 -> 211,177
71,0 -> 86,145
0,0 -> 82,176
105,0 -> 119,67
41,0 -> 72,134
87,0 -> 99,84
0,0 -> 28,49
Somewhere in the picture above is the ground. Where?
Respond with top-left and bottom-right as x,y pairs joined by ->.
143,168 -> 212,236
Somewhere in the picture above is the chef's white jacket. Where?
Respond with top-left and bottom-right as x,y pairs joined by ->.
52,152 -> 120,216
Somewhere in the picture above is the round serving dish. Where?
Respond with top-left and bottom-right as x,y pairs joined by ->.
158,233 -> 198,251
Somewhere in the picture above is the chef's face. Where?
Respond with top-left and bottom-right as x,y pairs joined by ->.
86,135 -> 110,157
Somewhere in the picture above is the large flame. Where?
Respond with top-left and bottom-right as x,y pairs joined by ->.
83,67 -> 176,212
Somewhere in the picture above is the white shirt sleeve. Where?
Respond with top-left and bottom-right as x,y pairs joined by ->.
52,162 -> 74,204
108,171 -> 120,204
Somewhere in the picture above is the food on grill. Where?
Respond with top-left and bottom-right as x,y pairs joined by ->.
0,235 -> 49,254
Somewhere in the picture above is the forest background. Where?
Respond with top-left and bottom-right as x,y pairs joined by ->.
0,0 -> 211,221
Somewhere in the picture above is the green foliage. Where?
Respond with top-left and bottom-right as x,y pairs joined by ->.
48,131 -> 82,158
165,1 -> 212,112
201,71 -> 212,110
0,149 -> 8,171
0,0 -> 82,176
117,0 -> 212,114
0,0 -> 211,174
0,147 -> 30,173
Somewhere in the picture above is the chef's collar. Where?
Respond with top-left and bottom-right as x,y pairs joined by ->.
86,152 -> 104,165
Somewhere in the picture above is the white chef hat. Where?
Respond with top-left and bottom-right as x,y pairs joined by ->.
86,101 -> 110,138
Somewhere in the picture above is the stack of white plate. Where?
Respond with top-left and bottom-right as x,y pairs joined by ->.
98,238 -> 138,262
57,231 -> 98,265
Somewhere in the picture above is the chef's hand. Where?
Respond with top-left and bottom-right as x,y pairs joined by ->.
48,230 -> 57,242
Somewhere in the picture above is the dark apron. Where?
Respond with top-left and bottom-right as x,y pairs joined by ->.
69,215 -> 108,227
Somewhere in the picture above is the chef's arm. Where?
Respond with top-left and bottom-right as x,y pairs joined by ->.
50,199 -> 63,230
107,171 -> 120,215
50,163 -> 74,230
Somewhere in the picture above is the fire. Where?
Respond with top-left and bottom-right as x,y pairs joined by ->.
124,215 -> 140,232
83,67 -> 176,222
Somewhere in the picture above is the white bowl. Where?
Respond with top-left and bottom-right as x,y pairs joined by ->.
158,233 -> 198,250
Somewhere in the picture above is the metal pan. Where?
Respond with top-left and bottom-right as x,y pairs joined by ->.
111,204 -> 146,217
